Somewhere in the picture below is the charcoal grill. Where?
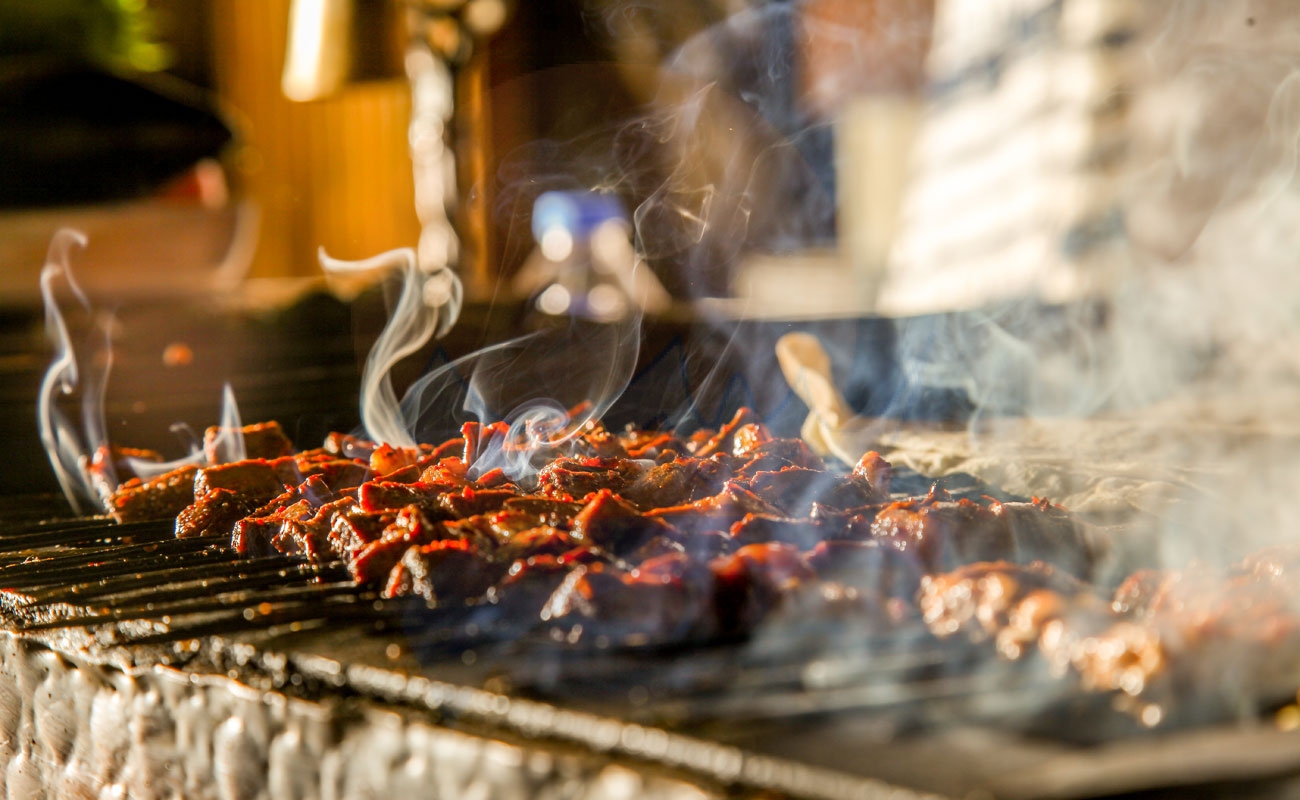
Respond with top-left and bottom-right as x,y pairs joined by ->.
4,293 -> 1300,800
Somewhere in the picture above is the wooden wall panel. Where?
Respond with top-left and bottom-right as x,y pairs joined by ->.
209,0 -> 420,278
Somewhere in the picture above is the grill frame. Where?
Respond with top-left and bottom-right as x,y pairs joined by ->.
3,485 -> 1300,800
5,293 -> 1300,798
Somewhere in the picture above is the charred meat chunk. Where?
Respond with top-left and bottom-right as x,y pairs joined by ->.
693,407 -> 762,457
487,553 -> 584,618
106,464 -> 200,523
194,459 -> 285,500
502,496 -> 585,527
359,479 -> 451,514
203,421 -> 295,463
349,506 -> 455,584
870,491 -> 1017,571
745,467 -> 880,516
709,542 -> 817,633
178,460 -> 288,539
85,444 -> 164,504
541,561 -> 710,640
283,458 -> 371,494
621,430 -> 687,460
735,437 -> 824,472
495,527 -> 580,563
729,514 -> 828,550
438,487 -> 518,518
537,456 -> 648,501
852,450 -> 892,497
806,539 -> 924,602
327,506 -> 395,560
647,483 -> 783,535
368,444 -> 431,477
571,489 -> 677,555
621,457 -> 734,510
987,497 -> 1098,579
176,487 -> 271,539
919,560 -> 1089,643
382,540 -> 502,603
270,496 -> 359,560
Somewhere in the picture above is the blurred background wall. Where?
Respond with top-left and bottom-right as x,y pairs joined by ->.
209,0 -> 420,278
0,0 -> 936,303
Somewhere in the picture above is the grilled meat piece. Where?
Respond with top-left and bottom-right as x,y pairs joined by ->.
431,487 -> 515,519
359,479 -> 450,514
349,506 -> 455,584
494,527 -> 580,563
270,496 -> 360,560
84,444 -> 164,504
872,492 -> 1012,570
744,467 -> 881,515
541,560 -> 710,640
806,540 -> 924,602
176,460 -> 289,539
323,431 -> 376,459
194,460 -> 285,499
734,437 -> 824,472
987,497 -> 1097,579
488,552 -> 594,618
327,506 -> 395,560
203,420 -> 295,463
537,457 -> 648,501
694,407 -> 761,457
501,497 -> 584,527
571,489 -> 677,555
729,513 -> 828,550
873,491 -> 1097,577
621,430 -> 687,460
176,487 -> 271,539
710,542 -> 817,633
383,540 -> 502,602
1111,569 -> 1169,616
646,483 -> 783,534
106,464 -> 200,523
368,443 -> 431,476
919,560 -> 1090,642
852,451 -> 892,497
286,458 -> 371,494
233,495 -> 359,558
620,456 -> 735,510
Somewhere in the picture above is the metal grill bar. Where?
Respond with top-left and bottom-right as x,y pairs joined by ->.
0,546 -> 241,590
23,558 -> 345,610
119,592 -> 389,646
0,537 -> 211,573
0,518 -> 173,551
22,580 -> 370,632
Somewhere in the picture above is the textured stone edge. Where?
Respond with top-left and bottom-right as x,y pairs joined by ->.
0,628 -> 949,800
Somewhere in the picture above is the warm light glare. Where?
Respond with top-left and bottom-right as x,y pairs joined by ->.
587,284 -> 627,320
282,0 -> 340,102
589,219 -> 631,274
540,227 -> 575,262
537,284 -> 572,315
